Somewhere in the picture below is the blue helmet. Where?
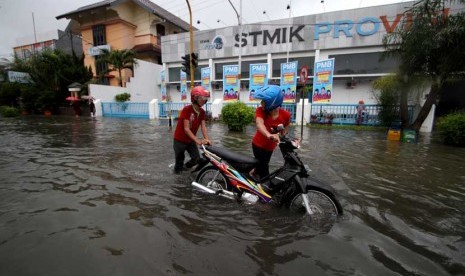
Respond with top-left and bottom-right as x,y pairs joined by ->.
253,85 -> 284,111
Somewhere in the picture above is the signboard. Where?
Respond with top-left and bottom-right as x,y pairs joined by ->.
312,58 -> 335,103
280,61 -> 298,103
201,67 -> 211,93
223,65 -> 239,101
88,45 -> 111,56
300,65 -> 308,85
249,63 -> 268,101
161,70 -> 166,102
8,71 -> 31,83
180,71 -> 187,101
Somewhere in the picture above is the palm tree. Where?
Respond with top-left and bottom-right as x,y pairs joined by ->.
101,49 -> 137,87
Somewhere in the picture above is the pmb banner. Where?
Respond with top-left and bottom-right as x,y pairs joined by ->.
249,63 -> 268,101
280,61 -> 298,103
180,71 -> 187,101
223,65 -> 239,101
161,70 -> 166,102
312,58 -> 335,103
201,67 -> 211,94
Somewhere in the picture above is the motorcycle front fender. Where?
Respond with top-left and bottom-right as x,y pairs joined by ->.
302,176 -> 337,194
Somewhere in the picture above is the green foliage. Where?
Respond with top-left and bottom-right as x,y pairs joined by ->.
373,75 -> 401,126
436,111 -> 465,146
0,82 -> 22,107
20,85 -> 41,113
101,49 -> 137,87
115,92 -> 131,102
11,49 -> 93,113
221,101 -> 255,131
0,106 -> 20,117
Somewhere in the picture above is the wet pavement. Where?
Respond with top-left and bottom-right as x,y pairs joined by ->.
0,115 -> 464,275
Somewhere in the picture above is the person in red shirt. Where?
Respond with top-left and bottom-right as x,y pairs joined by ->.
252,85 -> 291,179
173,86 -> 212,174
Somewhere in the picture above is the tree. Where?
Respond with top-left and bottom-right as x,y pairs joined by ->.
383,0 -> 465,131
101,49 -> 137,87
11,49 -> 92,113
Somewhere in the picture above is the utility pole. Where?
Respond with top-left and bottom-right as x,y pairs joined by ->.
185,0 -> 195,88
32,12 -> 37,44
228,0 -> 242,100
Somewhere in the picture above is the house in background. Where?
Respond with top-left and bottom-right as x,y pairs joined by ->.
13,28 -> 83,60
56,0 -> 194,87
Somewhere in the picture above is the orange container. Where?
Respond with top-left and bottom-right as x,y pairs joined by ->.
387,129 -> 401,141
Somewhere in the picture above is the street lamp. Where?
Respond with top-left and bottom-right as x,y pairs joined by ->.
228,0 -> 242,100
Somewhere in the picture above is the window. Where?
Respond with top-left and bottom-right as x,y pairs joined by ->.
329,52 -> 399,75
95,56 -> 109,85
272,56 -> 314,78
92,25 -> 106,46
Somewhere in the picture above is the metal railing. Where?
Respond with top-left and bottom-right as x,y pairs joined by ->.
310,104 -> 414,126
102,102 -> 149,118
159,102 -> 212,118
244,102 -> 297,123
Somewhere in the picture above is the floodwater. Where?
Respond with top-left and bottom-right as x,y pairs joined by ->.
0,116 -> 464,276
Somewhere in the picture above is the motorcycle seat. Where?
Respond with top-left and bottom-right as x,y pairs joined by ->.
206,146 -> 258,172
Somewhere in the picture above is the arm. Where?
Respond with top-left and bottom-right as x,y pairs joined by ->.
183,119 -> 202,145
200,120 -> 211,145
256,116 -> 279,142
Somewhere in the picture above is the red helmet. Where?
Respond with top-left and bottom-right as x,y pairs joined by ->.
191,86 -> 210,103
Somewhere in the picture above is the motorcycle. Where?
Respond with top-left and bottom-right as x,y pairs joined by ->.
191,126 -> 343,219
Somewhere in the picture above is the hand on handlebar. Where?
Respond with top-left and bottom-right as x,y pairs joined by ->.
268,133 -> 280,143
202,139 -> 212,145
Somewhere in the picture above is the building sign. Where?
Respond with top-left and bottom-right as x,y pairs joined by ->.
249,63 -> 268,101
223,65 -> 239,102
180,71 -> 187,101
201,67 -> 211,93
312,58 -> 335,104
161,70 -> 166,102
280,61 -> 297,103
8,71 -> 31,83
88,45 -> 111,56
200,36 -> 225,50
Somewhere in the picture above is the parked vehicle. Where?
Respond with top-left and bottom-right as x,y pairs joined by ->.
191,125 -> 343,221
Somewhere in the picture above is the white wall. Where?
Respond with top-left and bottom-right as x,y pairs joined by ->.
89,58 -> 162,103
89,84 -> 129,102
126,59 -> 163,102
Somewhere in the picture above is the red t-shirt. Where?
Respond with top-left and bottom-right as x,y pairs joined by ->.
173,105 -> 205,144
252,107 -> 291,151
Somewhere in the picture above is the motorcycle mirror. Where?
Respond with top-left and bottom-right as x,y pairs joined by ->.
277,124 -> 284,131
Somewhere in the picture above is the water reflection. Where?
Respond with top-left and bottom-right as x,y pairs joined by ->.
0,116 -> 463,275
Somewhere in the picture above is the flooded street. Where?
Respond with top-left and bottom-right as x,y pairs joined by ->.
0,116 -> 464,275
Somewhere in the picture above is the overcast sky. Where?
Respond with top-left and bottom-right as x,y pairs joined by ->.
0,0 -> 408,58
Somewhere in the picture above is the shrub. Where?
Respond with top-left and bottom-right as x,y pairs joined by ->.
436,111 -> 465,147
0,106 -> 20,117
221,101 -> 255,131
115,92 -> 131,102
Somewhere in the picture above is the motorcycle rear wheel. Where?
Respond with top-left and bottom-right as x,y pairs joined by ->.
196,165 -> 229,191
289,188 -> 340,219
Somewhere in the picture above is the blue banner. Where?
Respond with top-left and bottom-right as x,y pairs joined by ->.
180,71 -> 187,101
249,63 -> 268,101
312,58 -> 334,103
161,70 -> 166,102
223,65 -> 239,101
201,67 -> 211,93
280,61 -> 298,103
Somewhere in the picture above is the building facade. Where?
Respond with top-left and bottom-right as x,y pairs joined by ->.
57,0 -> 194,87
161,2 -> 415,104
13,29 -> 83,59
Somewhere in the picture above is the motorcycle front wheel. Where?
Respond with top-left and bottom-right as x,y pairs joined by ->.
289,188 -> 341,219
196,165 -> 229,191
